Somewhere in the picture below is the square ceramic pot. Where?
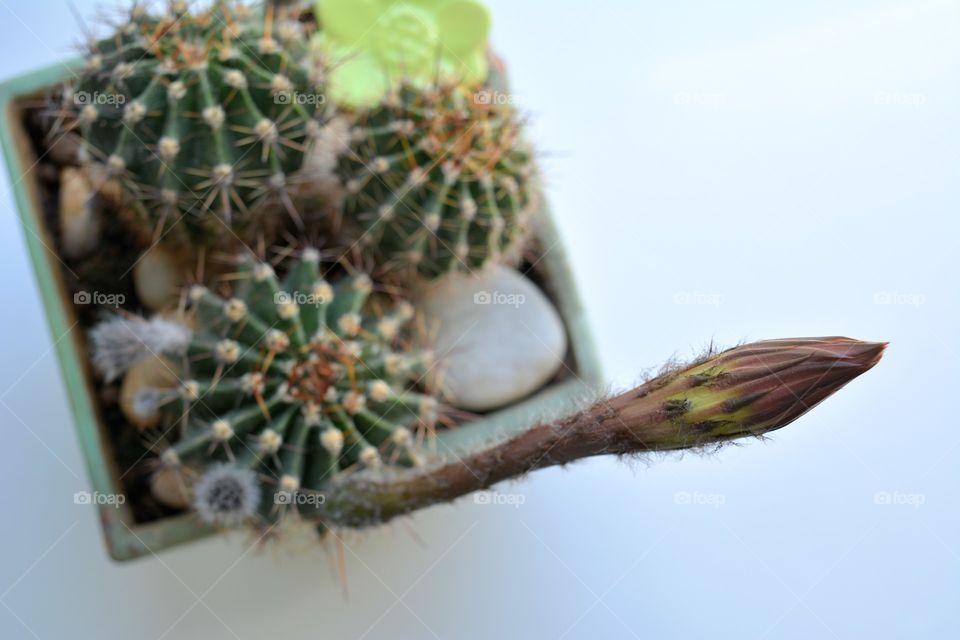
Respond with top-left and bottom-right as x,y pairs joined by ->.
0,61 -> 603,561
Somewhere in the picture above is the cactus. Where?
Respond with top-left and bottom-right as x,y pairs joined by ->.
154,249 -> 438,528
67,1 -> 328,246
338,81 -> 537,279
141,283 -> 885,532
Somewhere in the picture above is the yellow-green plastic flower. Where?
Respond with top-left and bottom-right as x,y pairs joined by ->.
315,0 -> 491,108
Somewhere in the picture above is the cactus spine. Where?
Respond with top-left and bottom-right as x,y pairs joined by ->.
69,1 -> 327,245
338,82 -> 537,279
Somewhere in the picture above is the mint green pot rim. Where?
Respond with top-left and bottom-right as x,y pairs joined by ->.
0,60 -> 603,562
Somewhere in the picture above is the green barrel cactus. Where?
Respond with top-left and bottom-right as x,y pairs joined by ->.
67,0 -> 328,245
156,249 -> 438,527
338,82 -> 537,279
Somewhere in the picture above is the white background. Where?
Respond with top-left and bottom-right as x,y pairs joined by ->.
1,1 -> 958,638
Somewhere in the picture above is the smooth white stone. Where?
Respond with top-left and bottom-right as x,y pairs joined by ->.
420,265 -> 567,412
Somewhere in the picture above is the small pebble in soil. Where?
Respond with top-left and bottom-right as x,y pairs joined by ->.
150,467 -> 191,510
133,246 -> 184,312
120,354 -> 180,430
419,265 -> 568,412
58,167 -> 101,259
45,131 -> 81,165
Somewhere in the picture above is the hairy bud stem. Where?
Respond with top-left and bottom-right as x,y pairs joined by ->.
314,337 -> 885,528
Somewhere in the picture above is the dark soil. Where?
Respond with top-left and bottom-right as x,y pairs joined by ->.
24,104 -> 186,522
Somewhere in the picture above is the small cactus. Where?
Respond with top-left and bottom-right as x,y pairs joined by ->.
338,81 -> 537,279
67,1 -> 328,245
156,249 -> 437,527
